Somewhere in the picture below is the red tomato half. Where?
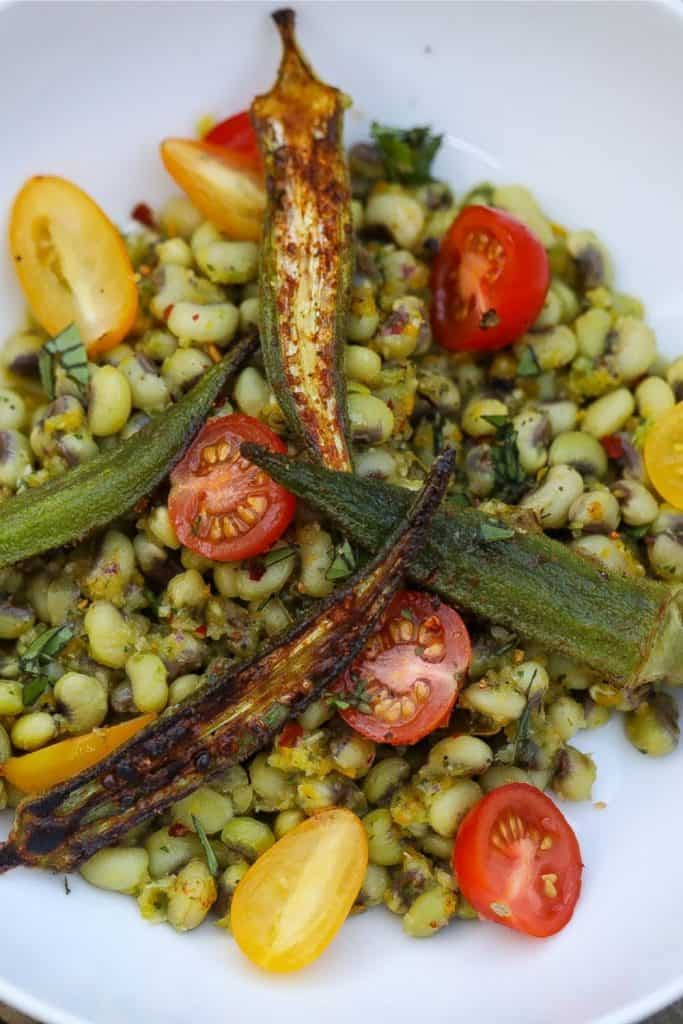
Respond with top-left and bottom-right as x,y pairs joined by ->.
204,110 -> 262,171
334,591 -> 471,745
168,414 -> 295,562
431,205 -> 550,353
454,783 -> 583,938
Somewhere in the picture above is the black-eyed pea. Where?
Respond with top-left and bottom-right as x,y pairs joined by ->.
574,307 -> 612,359
425,736 -> 493,778
347,279 -> 380,342
363,808 -> 404,866
538,400 -> 578,437
359,863 -> 390,908
428,779 -> 482,837
11,711 -> 56,751
402,885 -> 458,938
53,672 -> 108,734
145,827 -> 203,878
624,694 -> 679,757
345,345 -> 382,386
273,809 -> 306,840
465,443 -> 495,498
0,602 -> 35,640
480,764 -> 530,793
0,388 -> 26,430
548,430 -> 607,478
137,876 -> 176,923
0,429 -> 32,488
551,746 -> 596,802
348,392 -> 395,445
605,316 -> 656,382
568,489 -> 620,534
610,480 -> 659,527
126,652 -> 168,712
547,695 -> 586,742
513,409 -> 550,474
462,397 -> 508,438
509,660 -> 550,697
567,230 -> 613,289
88,365 -> 132,437
492,186 -> 554,247
519,465 -> 584,529
159,195 -> 203,239
221,817 -> 275,862
572,534 -> 644,577
171,785 -> 234,834
234,366 -> 270,418
521,326 -> 577,371
168,673 -> 203,705
366,184 -> 425,249
161,347 -> 213,396
581,388 -> 635,438
249,752 -> 297,811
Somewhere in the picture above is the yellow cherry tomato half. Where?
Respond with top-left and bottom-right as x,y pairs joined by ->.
231,807 -> 368,972
9,176 -> 138,356
1,714 -> 154,793
160,138 -> 266,242
644,402 -> 683,510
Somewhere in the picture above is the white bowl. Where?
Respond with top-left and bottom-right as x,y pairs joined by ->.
2,2 -> 683,1022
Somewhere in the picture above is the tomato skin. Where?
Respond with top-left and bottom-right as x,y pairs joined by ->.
336,590 -> 471,745
453,783 -> 583,938
168,413 -> 295,562
160,138 -> 266,241
431,205 -> 550,353
277,722 -> 304,748
644,403 -> 683,510
204,110 -> 262,171
231,807 -> 368,972
9,176 -> 138,355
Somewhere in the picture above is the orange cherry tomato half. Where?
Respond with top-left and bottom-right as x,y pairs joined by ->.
431,205 -> 550,353
9,176 -> 138,356
231,807 -> 368,972
168,413 -> 295,562
453,783 -> 583,938
644,403 -> 683,510
160,138 -> 266,241
204,110 -> 262,172
1,714 -> 154,793
334,590 -> 471,745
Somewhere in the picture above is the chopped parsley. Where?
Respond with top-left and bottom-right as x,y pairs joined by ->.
325,539 -> 356,581
370,123 -> 442,185
483,415 -> 528,503
20,624 -> 75,706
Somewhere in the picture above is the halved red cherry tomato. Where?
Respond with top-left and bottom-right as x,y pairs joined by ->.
204,110 -> 262,171
453,783 -> 583,938
334,591 -> 470,745
168,414 -> 295,561
431,205 -> 550,353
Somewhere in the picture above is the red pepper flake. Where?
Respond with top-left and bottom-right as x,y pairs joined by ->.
163,304 -> 174,322
168,823 -> 191,837
131,202 -> 156,229
191,313 -> 200,322
601,434 -> 624,460
278,722 -> 303,748
195,624 -> 207,638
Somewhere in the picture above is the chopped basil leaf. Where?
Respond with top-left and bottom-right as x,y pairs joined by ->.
370,123 -> 442,185
480,521 -> 515,543
485,417 -> 528,503
23,676 -> 51,706
38,323 -> 89,401
482,414 -> 510,430
325,539 -> 356,581
517,345 -> 541,377
192,815 -> 219,878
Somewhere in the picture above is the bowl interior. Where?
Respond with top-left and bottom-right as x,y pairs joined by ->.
1,3 -> 683,1024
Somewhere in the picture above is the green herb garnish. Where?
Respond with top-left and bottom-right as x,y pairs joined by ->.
192,816 -> 219,878
370,123 -> 442,185
38,323 -> 89,401
261,545 -> 296,568
484,416 -> 528,503
326,674 -> 373,715
514,672 -> 540,766
20,624 -> 74,670
23,676 -> 51,707
63,876 -> 71,895
325,538 -> 356,581
480,521 -> 515,543
517,346 -> 541,378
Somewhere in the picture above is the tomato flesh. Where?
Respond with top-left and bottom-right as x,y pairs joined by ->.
9,176 -> 138,355
644,402 -> 683,510
454,783 -> 583,937
204,110 -> 262,171
231,808 -> 368,972
431,205 -> 550,353
335,590 -> 471,745
160,138 -> 266,241
168,413 -> 295,561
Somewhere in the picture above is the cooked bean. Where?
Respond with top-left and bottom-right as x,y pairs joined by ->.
428,779 -> 482,837
171,785 -> 234,834
0,602 -> 34,640
347,279 -> 380,342
297,698 -> 334,732
273,809 -> 306,839
88,365 -> 132,437
514,409 -> 550,474
480,765 -> 530,793
460,679 -> 527,724
86,530 -> 136,605
548,430 -> 607,478
145,827 -> 203,878
551,746 -> 596,801
348,392 -> 395,444
362,756 -> 411,804
166,569 -> 210,609
605,316 -> 656,382
611,479 -> 658,526
567,230 -> 613,289
366,185 -> 425,249
522,326 -> 577,371
547,695 -> 586,742
84,602 -> 134,669
146,506 -> 180,550
249,752 -> 296,811
167,301 -> 239,346
81,847 -> 149,893
126,652 -> 168,713
345,345 -> 382,385
520,465 -> 584,528
574,307 -> 612,358
329,731 -> 376,779
581,388 -> 635,438
635,376 -> 675,421
159,195 -> 203,239
493,185 -> 554,247
403,885 -> 458,938
137,876 -> 175,923
11,711 -> 57,751
571,534 -> 643,577
359,863 -> 390,907
155,237 -> 193,267
425,736 -> 493,778
462,397 -> 508,438
53,672 -> 108,734
363,808 -> 404,866
373,296 -> 426,361
0,681 -> 24,715
0,388 -> 26,430
0,429 -> 32,488
568,489 -> 620,534
195,240 -> 259,285
297,523 -> 335,598
624,694 -> 679,757
509,660 -> 550,697
161,347 -> 213,396
168,673 -> 203,705
167,858 -> 217,932
234,366 -> 270,418
239,296 -> 260,334
221,817 -> 275,861
236,546 -> 295,602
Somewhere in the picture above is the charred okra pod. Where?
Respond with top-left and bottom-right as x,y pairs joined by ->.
252,8 -> 354,470
0,450 -> 454,874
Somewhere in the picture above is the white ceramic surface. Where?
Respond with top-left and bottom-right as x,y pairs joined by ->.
1,2 -> 683,1023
